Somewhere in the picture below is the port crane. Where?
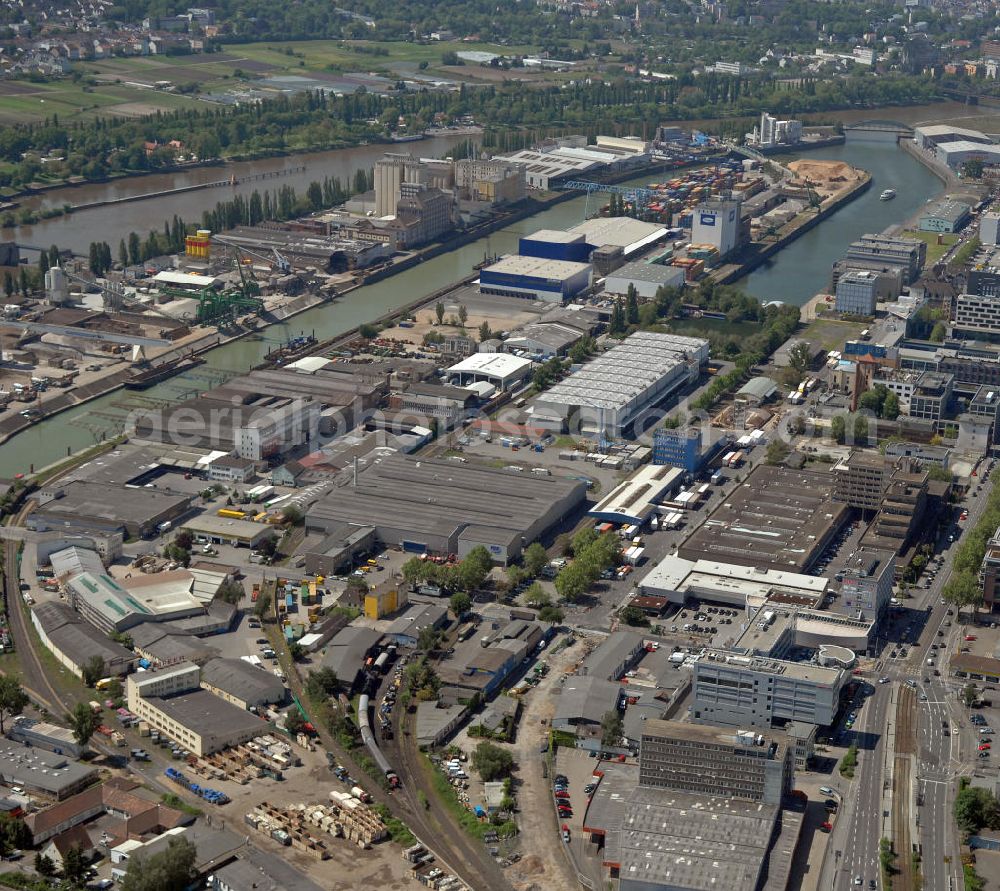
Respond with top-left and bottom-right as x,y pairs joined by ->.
213,234 -> 292,274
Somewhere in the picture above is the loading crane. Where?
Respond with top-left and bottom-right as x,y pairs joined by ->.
56,267 -> 127,313
214,234 -> 292,274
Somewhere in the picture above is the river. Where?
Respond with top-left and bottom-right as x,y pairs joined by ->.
0,134 -> 950,476
10,133 -> 474,254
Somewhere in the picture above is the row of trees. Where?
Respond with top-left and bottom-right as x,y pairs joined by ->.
553,528 -> 621,602
943,477 -> 1000,611
400,545 -> 495,596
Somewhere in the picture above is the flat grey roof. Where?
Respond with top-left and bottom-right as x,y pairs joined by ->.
606,260 -> 684,285
38,480 -> 190,526
483,255 -> 592,279
554,676 -> 622,728
678,465 -> 849,571
145,688 -> 267,738
0,740 -> 97,794
307,453 -> 586,544
581,631 -> 644,681
611,786 -> 778,891
200,657 -> 285,704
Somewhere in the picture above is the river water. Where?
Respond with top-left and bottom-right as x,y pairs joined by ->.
12,134 -> 473,254
734,138 -> 944,301
0,132 -> 950,475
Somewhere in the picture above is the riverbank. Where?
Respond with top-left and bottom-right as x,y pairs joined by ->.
713,172 -> 873,285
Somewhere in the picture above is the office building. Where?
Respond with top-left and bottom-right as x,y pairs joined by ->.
836,549 -> 895,623
955,293 -> 1000,337
908,371 -> 953,422
126,663 -> 266,756
691,198 -> 743,259
982,213 -> 1000,246
651,426 -> 728,473
531,331 -> 708,436
918,200 -> 971,234
638,719 -> 793,805
845,234 -> 926,283
861,465 -> 929,555
833,450 -> 890,511
835,269 -> 880,316
479,255 -> 593,303
980,526 -> 1000,611
692,650 -> 846,730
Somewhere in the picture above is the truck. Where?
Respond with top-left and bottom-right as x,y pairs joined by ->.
350,786 -> 372,803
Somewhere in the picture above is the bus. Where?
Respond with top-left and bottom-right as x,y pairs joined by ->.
217,508 -> 248,520
95,678 -> 116,692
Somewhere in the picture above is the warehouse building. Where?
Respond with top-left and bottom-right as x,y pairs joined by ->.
570,217 -> 669,258
199,658 -> 286,711
918,199 -> 971,233
31,601 -> 138,678
29,481 -> 192,540
306,454 -> 587,563
518,229 -> 591,263
126,663 -> 267,756
936,141 -> 1000,170
445,352 -> 533,390
588,465 -> 684,525
552,676 -> 623,741
0,742 -> 97,800
320,626 -> 384,692
531,332 -> 709,436
580,631 -> 646,681
603,261 -> 685,299
65,571 -> 206,635
915,124 -> 993,150
180,515 -> 275,549
479,255 -> 593,303
678,465 -> 849,572
384,603 -> 448,648
502,321 -> 588,359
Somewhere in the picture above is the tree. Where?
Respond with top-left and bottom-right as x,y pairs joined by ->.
625,285 -> 639,326
34,853 -> 55,877
359,323 -> 378,339
304,667 -> 339,700
538,604 -> 564,624
253,590 -> 272,620
943,571 -> 983,612
787,341 -> 813,381
435,301 -> 445,324
962,683 -> 979,708
765,438 -> 791,465
216,579 -> 244,605
883,391 -> 900,421
619,606 -> 648,626
81,654 -> 106,687
0,676 -> 28,735
830,414 -> 847,444
458,304 -> 468,324
524,582 -> 551,608
930,322 -> 947,343
62,844 -> 88,886
478,321 -> 492,342
284,709 -> 307,735
609,300 -> 626,335
449,591 -> 471,616
120,836 -> 197,891
67,701 -> 99,748
523,542 -> 548,578
954,780 -> 1000,835
600,709 -> 624,747
417,626 -> 441,653
471,741 -> 514,781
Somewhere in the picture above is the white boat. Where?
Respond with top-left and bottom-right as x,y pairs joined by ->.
879,189 -> 896,201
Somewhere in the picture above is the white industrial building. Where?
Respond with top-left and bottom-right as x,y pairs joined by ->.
530,331 -> 708,436
569,217 -> 669,258
446,352 -> 534,390
603,261 -> 685,299
982,212 -> 1000,246
935,140 -> 1000,170
691,198 -> 743,258
914,124 -> 993,150
588,465 -> 685,525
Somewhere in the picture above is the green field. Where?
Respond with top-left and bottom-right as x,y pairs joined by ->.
801,317 -> 867,351
0,37 -> 564,124
902,228 -> 958,265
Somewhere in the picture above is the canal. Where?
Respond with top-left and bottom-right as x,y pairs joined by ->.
0,139 -> 946,475
734,138 -> 944,302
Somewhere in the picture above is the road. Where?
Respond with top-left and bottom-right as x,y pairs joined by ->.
826,456 -> 994,891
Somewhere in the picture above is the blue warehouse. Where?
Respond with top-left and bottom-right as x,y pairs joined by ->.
480,255 -> 593,303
